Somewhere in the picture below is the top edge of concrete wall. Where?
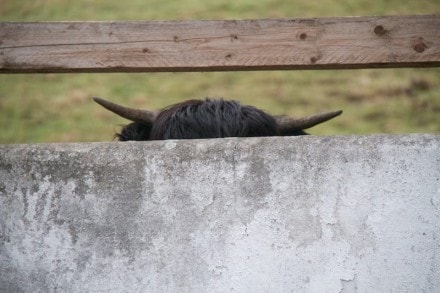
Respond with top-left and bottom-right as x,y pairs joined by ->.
1,133 -> 439,148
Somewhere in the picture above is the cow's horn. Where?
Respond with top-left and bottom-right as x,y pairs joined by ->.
276,110 -> 342,131
93,97 -> 156,123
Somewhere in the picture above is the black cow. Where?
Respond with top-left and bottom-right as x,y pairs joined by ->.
93,97 -> 342,141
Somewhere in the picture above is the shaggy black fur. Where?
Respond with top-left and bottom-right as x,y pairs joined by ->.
116,121 -> 153,141
117,98 -> 305,141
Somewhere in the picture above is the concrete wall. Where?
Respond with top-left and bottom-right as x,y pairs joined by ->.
0,134 -> 439,293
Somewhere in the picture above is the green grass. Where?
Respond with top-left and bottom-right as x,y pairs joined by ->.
1,0 -> 439,143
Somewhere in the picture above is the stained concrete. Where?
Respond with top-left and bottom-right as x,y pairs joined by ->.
0,135 -> 439,292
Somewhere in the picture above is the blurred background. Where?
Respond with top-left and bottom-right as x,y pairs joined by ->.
1,0 -> 439,143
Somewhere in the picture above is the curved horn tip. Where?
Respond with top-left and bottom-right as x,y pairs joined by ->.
329,110 -> 343,118
92,96 -> 118,111
92,96 -> 107,105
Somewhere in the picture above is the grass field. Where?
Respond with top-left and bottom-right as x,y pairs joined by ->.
1,0 -> 439,143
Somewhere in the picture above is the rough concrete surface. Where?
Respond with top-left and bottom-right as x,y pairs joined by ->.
0,134 -> 439,293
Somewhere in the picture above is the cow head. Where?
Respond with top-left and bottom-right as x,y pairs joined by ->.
93,97 -> 342,141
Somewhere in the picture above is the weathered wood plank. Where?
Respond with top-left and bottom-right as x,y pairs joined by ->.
0,15 -> 439,73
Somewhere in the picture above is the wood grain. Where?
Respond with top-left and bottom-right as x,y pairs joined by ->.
0,15 -> 439,73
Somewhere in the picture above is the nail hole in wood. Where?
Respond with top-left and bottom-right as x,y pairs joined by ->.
374,25 -> 387,36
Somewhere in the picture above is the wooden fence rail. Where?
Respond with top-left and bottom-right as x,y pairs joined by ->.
0,15 -> 439,73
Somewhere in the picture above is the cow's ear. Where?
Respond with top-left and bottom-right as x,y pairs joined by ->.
275,110 -> 342,135
116,122 -> 153,141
